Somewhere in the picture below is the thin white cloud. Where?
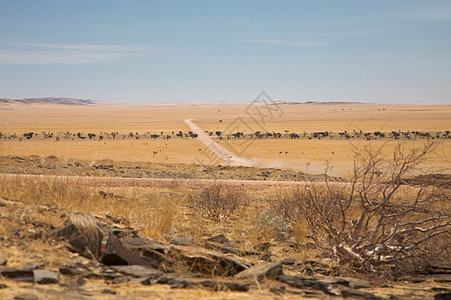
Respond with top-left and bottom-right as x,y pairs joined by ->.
244,39 -> 331,47
391,3 -> 451,23
0,42 -> 163,64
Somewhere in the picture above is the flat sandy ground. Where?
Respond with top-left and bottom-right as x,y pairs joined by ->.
0,101 -> 450,176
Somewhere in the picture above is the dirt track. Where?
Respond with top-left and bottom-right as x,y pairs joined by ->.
184,119 -> 256,167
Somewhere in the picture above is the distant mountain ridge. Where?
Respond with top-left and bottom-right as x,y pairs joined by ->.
0,97 -> 98,105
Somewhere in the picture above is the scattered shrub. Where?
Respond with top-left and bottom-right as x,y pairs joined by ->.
254,207 -> 289,241
271,142 -> 450,277
188,182 -> 247,221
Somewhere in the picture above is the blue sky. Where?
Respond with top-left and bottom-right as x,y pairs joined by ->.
0,0 -> 450,103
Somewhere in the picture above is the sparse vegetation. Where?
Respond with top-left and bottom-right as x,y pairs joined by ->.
270,142 -> 451,277
254,207 -> 289,242
187,182 -> 248,221
0,102 -> 450,298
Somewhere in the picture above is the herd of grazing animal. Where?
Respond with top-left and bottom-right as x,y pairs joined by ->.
0,129 -> 449,142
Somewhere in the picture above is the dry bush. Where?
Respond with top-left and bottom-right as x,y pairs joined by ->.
271,187 -> 311,223
187,182 -> 248,221
272,142 -> 450,277
254,207 -> 290,241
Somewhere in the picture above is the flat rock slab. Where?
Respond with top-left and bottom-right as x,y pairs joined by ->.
435,292 -> 451,300
205,241 -> 258,256
318,276 -> 371,289
425,265 -> 451,274
14,293 -> 38,300
235,262 -> 283,281
121,236 -> 173,270
100,234 -> 150,266
121,237 -> 169,254
278,275 -> 383,299
33,270 -> 59,284
167,244 -> 252,276
0,267 -> 33,282
112,265 -> 163,278
155,276 -> 250,291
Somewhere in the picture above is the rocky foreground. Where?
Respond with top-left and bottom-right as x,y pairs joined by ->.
0,196 -> 450,300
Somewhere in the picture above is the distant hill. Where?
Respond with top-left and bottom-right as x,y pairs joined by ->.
0,97 -> 99,105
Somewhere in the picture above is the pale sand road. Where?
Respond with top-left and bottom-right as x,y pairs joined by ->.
184,119 -> 256,167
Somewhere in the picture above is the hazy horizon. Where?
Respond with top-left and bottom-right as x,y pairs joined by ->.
2,96 -> 450,106
1,0 -> 450,104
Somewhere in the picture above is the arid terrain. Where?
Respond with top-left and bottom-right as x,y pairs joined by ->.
1,100 -> 450,176
0,99 -> 450,299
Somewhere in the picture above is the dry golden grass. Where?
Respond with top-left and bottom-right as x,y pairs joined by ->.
0,175 -> 185,239
0,174 -> 296,252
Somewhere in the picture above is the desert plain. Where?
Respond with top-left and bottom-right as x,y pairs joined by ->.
0,101 -> 450,176
0,100 -> 450,299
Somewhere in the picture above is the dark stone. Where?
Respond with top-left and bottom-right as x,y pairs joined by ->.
434,274 -> 451,283
102,289 -> 116,295
141,248 -> 173,270
431,287 -> 450,293
0,283 -> 7,289
33,270 -> 59,284
435,292 -> 451,300
269,285 -> 286,295
14,293 -> 38,300
278,275 -> 383,299
106,214 -> 121,223
167,244 -> 252,276
426,264 -> 451,274
235,262 -> 284,281
59,266 -> 83,276
206,234 -> 229,244
51,214 -> 103,258
100,234 -> 150,266
0,267 -> 33,282
318,277 -> 371,289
